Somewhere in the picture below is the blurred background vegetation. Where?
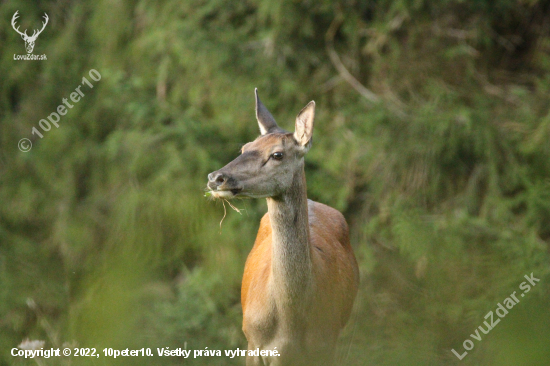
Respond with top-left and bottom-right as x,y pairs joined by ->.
1,0 -> 550,365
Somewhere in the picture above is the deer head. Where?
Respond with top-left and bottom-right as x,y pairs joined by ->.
11,11 -> 49,54
207,89 -> 315,200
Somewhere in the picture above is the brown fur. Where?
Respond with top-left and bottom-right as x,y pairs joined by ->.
241,200 -> 359,366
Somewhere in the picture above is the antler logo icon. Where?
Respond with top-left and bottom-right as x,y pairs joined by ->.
11,11 -> 49,54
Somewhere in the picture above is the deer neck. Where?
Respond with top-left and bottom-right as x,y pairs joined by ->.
266,165 -> 312,303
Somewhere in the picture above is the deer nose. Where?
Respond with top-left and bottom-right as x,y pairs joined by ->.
208,172 -> 227,186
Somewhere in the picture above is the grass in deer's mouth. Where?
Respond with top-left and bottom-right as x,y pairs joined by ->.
205,191 -> 242,230
219,198 -> 241,231
205,190 -> 236,199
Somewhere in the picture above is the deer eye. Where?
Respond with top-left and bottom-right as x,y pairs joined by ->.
272,152 -> 284,160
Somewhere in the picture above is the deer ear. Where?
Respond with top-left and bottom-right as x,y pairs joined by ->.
294,101 -> 315,150
255,89 -> 282,135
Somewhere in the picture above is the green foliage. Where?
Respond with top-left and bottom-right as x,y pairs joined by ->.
1,0 -> 549,365
143,268 -> 244,365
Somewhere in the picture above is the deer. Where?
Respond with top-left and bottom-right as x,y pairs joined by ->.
11,11 -> 49,54
206,90 -> 359,366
